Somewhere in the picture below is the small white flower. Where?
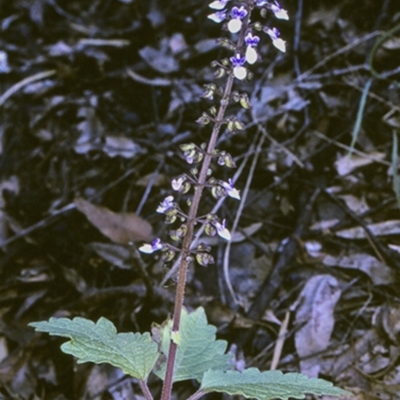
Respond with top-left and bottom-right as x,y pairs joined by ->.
271,6 -> 289,20
172,176 -> 185,191
156,196 -> 174,213
228,6 -> 247,33
270,1 -> 289,20
221,179 -> 241,200
228,18 -> 242,33
230,53 -> 247,80
139,238 -> 163,254
245,46 -> 258,64
215,220 -> 231,241
207,11 -> 227,23
209,0 -> 229,10
265,27 -> 286,52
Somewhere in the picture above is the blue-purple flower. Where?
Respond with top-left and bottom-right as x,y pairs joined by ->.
214,219 -> 231,241
245,32 -> 260,47
221,179 -> 241,200
156,196 -> 174,214
139,238 -> 163,254
244,32 -> 260,64
269,1 -> 289,20
230,53 -> 246,80
228,6 -> 248,33
265,27 -> 286,52
208,10 -> 227,23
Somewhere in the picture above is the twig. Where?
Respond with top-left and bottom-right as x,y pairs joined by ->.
270,311 -> 290,370
296,31 -> 381,82
222,128 -> 266,305
0,70 -> 56,107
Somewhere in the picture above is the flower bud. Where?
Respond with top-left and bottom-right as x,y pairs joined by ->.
239,94 -> 251,109
181,182 -> 191,194
162,249 -> 176,262
209,106 -> 217,117
205,222 -> 217,237
179,143 -> 196,151
196,253 -> 215,266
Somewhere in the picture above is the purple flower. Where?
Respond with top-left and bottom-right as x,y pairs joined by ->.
265,27 -> 286,52
221,179 -> 241,200
156,196 -> 174,214
231,6 -> 247,19
208,10 -> 227,23
269,1 -> 289,20
230,53 -> 247,79
227,6 -> 248,33
230,53 -> 245,67
245,32 -> 260,47
139,238 -> 163,254
214,219 -> 231,241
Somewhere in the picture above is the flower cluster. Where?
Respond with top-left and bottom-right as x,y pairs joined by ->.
139,0 -> 288,268
208,0 -> 289,79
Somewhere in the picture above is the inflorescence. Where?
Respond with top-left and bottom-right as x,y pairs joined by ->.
140,0 -> 289,267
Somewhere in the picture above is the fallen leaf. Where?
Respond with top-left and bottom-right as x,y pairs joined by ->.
74,198 -> 153,244
323,253 -> 395,286
334,152 -> 386,176
294,275 -> 341,378
336,220 -> 400,239
103,136 -> 142,159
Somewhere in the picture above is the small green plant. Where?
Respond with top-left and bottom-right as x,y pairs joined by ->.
30,1 -> 350,399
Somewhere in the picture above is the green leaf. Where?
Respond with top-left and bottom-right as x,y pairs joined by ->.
155,307 -> 232,382
29,317 -> 159,380
200,368 -> 351,400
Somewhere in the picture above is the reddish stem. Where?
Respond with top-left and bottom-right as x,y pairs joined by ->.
160,7 -> 252,400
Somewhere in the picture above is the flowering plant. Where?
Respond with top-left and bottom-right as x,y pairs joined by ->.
29,1 -> 349,399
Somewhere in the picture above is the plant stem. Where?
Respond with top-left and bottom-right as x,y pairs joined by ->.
139,380 -> 154,400
186,389 -> 206,400
160,74 -> 234,400
160,9 -> 251,400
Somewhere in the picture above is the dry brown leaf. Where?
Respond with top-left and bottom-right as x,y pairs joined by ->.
323,253 -> 395,286
334,152 -> 386,176
336,220 -> 400,239
293,274 -> 341,378
74,198 -> 153,244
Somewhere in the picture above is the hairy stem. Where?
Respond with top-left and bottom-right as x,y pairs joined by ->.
139,380 -> 154,400
160,8 -> 252,400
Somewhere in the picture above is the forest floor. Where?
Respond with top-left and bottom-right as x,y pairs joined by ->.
1,0 -> 400,399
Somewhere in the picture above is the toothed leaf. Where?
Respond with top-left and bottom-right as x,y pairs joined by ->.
30,317 -> 159,380
155,307 -> 232,382
200,368 -> 351,399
